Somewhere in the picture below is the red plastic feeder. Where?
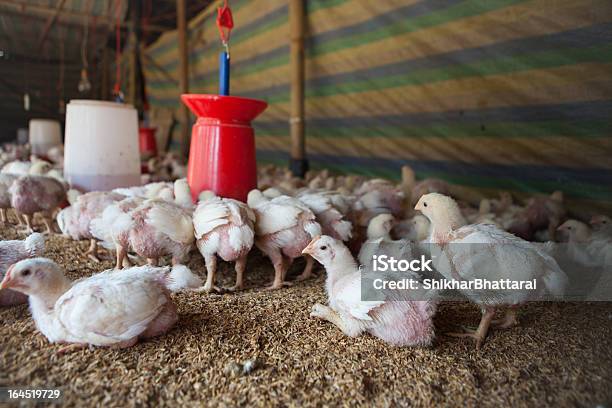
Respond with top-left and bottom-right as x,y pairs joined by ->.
181,94 -> 267,202
139,127 -> 158,159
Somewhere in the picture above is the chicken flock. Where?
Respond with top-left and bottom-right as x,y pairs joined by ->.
0,143 -> 610,351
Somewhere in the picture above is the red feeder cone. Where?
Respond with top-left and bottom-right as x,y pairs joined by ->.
181,94 -> 267,202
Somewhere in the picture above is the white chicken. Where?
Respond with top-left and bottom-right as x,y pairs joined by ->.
247,190 -> 322,289
415,193 -> 568,348
0,258 -> 201,348
0,233 -> 45,306
393,214 -> 430,242
124,199 -> 195,266
1,160 -> 52,176
193,192 -> 256,292
57,192 -> 126,261
590,215 -> 612,241
296,191 -> 353,242
9,175 -> 67,234
89,196 -> 145,268
303,235 -> 436,346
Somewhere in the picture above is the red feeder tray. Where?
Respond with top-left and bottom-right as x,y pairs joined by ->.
181,94 -> 268,202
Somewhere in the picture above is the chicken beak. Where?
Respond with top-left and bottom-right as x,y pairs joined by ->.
0,265 -> 15,289
302,236 -> 320,255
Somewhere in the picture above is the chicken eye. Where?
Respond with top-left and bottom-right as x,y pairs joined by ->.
22,269 -> 31,277
603,220 -> 608,224
320,245 -> 328,251
567,227 -> 572,230
423,202 -> 428,207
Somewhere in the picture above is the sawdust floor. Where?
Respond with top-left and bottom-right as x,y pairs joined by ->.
1,217 -> 612,407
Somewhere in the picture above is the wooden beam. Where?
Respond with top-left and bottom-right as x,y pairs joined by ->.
37,0 -> 67,51
289,0 -> 307,177
0,0 -> 167,32
176,0 -> 190,157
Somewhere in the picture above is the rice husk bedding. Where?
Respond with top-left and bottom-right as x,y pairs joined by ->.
1,215 -> 611,407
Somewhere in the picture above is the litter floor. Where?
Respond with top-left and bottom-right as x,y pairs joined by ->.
1,220 -> 611,407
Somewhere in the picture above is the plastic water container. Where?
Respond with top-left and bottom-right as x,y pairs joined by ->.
29,119 -> 62,156
64,100 -> 141,192
181,94 -> 267,202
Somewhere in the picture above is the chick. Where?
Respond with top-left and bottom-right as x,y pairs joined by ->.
248,190 -> 322,289
297,191 -> 353,242
0,233 -> 45,306
0,258 -> 201,349
9,175 -> 67,234
193,192 -> 255,292
415,193 -> 568,349
393,214 -> 431,242
303,235 -> 436,346
590,215 -> 612,241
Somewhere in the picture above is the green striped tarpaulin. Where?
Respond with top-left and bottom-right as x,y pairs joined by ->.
144,0 -> 612,213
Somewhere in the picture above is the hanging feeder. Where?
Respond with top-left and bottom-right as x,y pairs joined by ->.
182,0 -> 267,202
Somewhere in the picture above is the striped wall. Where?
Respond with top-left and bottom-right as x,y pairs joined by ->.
144,0 -> 612,212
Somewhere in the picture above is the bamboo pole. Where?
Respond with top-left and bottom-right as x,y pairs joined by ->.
176,0 -> 190,157
289,0 -> 307,177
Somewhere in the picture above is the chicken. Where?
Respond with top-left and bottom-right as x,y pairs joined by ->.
415,193 -> 568,348
557,220 -> 612,266
1,160 -> 52,176
193,192 -> 256,292
9,175 -> 67,234
393,214 -> 430,242
297,191 -> 353,242
113,181 -> 173,201
302,235 -> 436,346
124,199 -> 195,267
0,258 -> 201,348
590,215 -> 612,241
0,233 -> 45,306
89,197 -> 145,268
57,192 -> 126,262
247,190 -> 322,289
507,191 -> 566,241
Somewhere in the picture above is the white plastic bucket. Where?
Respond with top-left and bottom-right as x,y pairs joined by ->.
29,119 -> 62,155
64,100 -> 141,192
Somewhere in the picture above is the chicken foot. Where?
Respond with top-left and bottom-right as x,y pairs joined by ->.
265,250 -> 293,290
445,307 -> 495,350
19,214 -> 35,234
227,255 -> 247,292
310,303 -> 364,337
196,255 -> 223,293
0,209 -> 5,224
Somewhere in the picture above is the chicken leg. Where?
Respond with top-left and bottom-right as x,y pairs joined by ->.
227,254 -> 247,292
116,244 -> 128,269
445,307 -> 496,350
310,303 -> 364,337
198,255 -> 223,293
0,209 -> 6,224
21,214 -> 34,234
83,239 -> 101,262
296,255 -> 315,281
264,249 -> 293,290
